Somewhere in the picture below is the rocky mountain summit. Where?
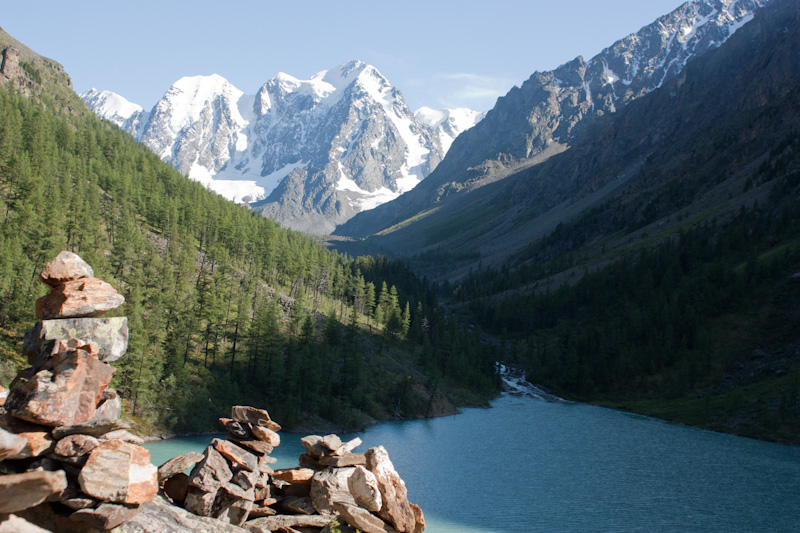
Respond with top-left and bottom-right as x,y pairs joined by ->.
82,61 -> 481,234
0,252 -> 424,532
336,0 -> 772,239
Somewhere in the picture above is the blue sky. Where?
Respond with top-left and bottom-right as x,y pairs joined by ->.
3,0 -> 687,112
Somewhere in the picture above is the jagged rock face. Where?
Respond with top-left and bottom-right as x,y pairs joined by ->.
81,61 -> 470,233
336,0 -> 771,238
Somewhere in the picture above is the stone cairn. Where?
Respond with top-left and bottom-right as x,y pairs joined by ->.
158,408 -> 425,533
0,251 -> 426,532
0,251 -> 157,531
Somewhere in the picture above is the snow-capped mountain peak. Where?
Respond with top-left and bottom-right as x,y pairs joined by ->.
415,107 -> 487,153
83,61 -> 472,232
80,88 -> 148,135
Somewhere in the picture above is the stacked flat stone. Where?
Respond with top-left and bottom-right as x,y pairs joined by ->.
0,251 -> 159,531
155,404 -> 282,527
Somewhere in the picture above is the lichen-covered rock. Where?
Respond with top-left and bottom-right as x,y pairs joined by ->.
23,317 -> 129,364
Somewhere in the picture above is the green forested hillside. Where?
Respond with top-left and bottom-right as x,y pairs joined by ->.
453,130 -> 800,443
0,86 -> 500,434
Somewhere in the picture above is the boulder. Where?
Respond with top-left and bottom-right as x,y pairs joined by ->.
212,438 -> 259,472
320,434 -> 342,452
158,451 -> 204,482
189,447 -> 233,492
333,501 -> 398,533
366,446 -> 417,533
0,426 -> 27,461
92,391 -> 122,422
251,424 -> 280,447
70,502 -> 141,529
39,251 -> 93,287
23,317 -> 129,364
300,435 -> 327,458
231,406 -> 281,432
5,338 -> 115,427
309,467 -> 356,516
78,439 -> 158,505
0,470 -> 68,513
0,415 -> 55,459
53,434 -> 101,457
214,485 -> 253,526
184,486 -> 218,517
35,277 -> 124,319
348,465 -> 382,512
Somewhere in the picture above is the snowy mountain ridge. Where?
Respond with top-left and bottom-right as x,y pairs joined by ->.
82,61 -> 481,232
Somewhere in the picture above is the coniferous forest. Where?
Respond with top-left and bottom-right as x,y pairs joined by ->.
0,87 -> 501,434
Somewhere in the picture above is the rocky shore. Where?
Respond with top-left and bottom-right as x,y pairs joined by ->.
0,252 -> 425,532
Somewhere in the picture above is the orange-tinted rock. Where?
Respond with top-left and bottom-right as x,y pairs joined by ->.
39,251 -> 93,287
35,277 -> 124,319
5,339 -> 114,427
53,434 -> 100,458
212,438 -> 258,472
271,468 -> 315,483
0,426 -> 27,461
78,440 -> 158,505
366,446 -> 417,533
410,503 -> 425,533
0,470 -> 68,513
0,415 -> 55,459
251,424 -> 280,446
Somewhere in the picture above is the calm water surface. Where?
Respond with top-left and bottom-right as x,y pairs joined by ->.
145,395 -> 800,532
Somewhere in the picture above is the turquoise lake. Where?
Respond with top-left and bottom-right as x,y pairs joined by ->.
145,394 -> 800,532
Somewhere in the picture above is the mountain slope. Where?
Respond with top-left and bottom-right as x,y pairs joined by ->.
82,62 -> 481,233
0,33 -> 500,435
453,0 -> 800,443
335,0 -> 770,239
0,26 -> 84,113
